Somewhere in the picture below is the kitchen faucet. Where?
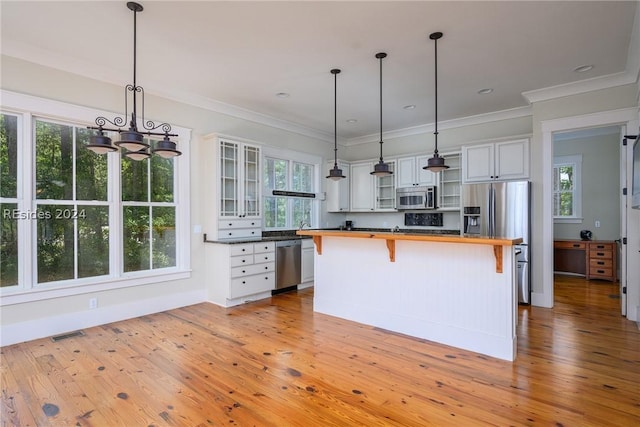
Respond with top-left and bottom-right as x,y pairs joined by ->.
298,220 -> 310,230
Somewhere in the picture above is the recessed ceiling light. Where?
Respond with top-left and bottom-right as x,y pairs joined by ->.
403,105 -> 416,110
573,65 -> 594,73
346,119 -> 357,123
477,88 -> 493,95
275,92 -> 290,98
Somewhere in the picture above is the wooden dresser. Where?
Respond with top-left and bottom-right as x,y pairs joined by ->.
554,240 -> 617,282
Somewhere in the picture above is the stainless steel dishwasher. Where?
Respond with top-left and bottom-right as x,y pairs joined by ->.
275,239 -> 302,290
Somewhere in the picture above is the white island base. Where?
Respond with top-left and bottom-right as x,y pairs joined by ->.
301,232 -> 519,361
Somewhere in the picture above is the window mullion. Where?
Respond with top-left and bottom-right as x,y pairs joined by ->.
109,151 -> 122,277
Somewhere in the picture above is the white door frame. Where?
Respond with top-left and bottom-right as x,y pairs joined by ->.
541,107 -> 638,319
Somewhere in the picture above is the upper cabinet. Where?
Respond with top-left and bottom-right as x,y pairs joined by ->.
219,139 -> 261,219
462,139 -> 529,183
397,155 -> 437,188
350,160 -> 396,212
326,160 -> 350,212
438,152 -> 461,210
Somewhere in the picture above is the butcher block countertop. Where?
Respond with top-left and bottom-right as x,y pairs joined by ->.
297,229 -> 522,273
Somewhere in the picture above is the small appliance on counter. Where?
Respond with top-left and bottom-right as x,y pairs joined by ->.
580,230 -> 592,241
345,220 -> 353,231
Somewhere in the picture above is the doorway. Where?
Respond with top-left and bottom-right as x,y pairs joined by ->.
552,125 -> 622,308
540,108 -> 639,321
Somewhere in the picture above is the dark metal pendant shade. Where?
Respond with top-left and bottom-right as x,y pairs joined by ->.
152,135 -> 182,158
87,1 -> 181,160
424,32 -> 449,173
371,52 -> 392,177
86,131 -> 118,154
327,68 -> 346,180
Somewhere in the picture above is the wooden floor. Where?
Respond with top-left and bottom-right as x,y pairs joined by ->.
2,276 -> 639,426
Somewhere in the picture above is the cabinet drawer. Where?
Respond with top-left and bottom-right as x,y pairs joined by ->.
589,267 -> 613,278
219,219 -> 262,229
554,241 -> 586,249
254,242 -> 275,254
231,262 -> 275,278
230,254 -> 254,267
230,272 -> 275,299
230,244 -> 254,256
590,250 -> 612,260
589,258 -> 612,269
218,228 -> 260,240
254,252 -> 275,263
589,242 -> 614,251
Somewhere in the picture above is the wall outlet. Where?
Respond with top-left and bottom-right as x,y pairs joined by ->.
595,220 -> 601,228
89,297 -> 98,309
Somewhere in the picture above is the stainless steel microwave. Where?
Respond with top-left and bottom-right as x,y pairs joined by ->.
396,186 -> 437,210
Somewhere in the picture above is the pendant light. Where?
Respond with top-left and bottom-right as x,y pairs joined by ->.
424,32 -> 449,172
87,2 -> 181,161
371,52 -> 393,177
327,69 -> 346,180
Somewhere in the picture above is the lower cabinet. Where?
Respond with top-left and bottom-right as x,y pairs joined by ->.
205,241 -> 275,307
301,238 -> 315,285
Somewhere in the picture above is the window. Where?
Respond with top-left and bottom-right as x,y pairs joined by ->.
122,150 -> 177,272
0,91 -> 190,301
0,113 -> 19,288
553,155 -> 582,222
263,157 -> 315,229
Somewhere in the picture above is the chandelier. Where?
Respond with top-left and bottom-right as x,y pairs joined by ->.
87,2 -> 181,160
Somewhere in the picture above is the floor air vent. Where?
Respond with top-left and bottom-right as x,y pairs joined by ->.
51,330 -> 85,342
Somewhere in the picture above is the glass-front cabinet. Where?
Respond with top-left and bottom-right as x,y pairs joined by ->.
219,139 -> 261,218
375,161 -> 396,210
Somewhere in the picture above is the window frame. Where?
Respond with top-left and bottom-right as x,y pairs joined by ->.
262,146 -> 321,231
0,90 -> 191,305
553,154 -> 582,223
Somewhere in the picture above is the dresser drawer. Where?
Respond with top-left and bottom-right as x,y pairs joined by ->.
589,267 -> 613,278
554,240 -> 586,249
219,219 -> 262,229
230,272 -> 275,299
230,254 -> 254,267
231,262 -> 275,278
589,242 -> 614,251
589,258 -> 612,269
230,243 -> 254,256
590,249 -> 612,260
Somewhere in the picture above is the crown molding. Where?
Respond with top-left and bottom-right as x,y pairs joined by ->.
344,105 -> 533,146
522,71 -> 636,104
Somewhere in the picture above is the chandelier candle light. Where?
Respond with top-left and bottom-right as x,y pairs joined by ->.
370,52 -> 393,177
327,68 -> 346,180
87,2 -> 181,160
424,32 -> 448,172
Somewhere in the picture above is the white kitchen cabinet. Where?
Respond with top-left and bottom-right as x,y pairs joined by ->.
438,152 -> 462,210
462,139 -> 529,183
326,160 -> 350,212
350,162 -> 375,211
397,155 -> 437,188
301,238 -> 314,284
349,160 -> 396,212
205,241 -> 275,307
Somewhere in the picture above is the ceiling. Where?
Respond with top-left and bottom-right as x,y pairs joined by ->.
2,1 -> 638,143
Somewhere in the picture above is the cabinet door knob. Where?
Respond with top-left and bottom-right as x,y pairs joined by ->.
242,270 -> 246,273
242,281 -> 246,284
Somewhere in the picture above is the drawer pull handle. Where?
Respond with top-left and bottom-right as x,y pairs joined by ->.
597,252 -> 604,256
596,245 -> 605,249
228,232 -> 232,236
242,260 -> 246,263
242,281 -> 246,284
242,270 -> 246,273
573,244 -> 580,247
265,266 -> 268,270
597,270 -> 605,274
597,261 -> 604,265
228,223 -> 232,226
242,249 -> 245,252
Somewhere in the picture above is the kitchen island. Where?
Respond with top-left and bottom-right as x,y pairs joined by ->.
296,230 -> 522,361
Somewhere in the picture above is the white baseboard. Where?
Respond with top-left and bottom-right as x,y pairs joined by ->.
0,289 -> 207,347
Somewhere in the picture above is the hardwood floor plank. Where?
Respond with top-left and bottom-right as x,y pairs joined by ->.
2,275 -> 639,425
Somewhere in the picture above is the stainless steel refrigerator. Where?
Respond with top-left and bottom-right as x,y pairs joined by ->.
461,181 -> 531,304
